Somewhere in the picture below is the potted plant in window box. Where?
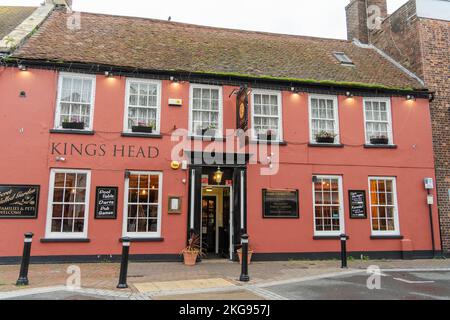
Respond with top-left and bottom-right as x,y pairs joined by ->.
62,116 -> 85,130
132,120 -> 155,134
201,124 -> 217,137
236,244 -> 254,265
370,135 -> 389,145
181,233 -> 205,266
258,129 -> 275,141
315,131 -> 337,143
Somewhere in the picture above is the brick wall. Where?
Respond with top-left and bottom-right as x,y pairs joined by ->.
419,18 -> 450,252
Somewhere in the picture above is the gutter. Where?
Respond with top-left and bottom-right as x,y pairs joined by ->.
5,58 -> 432,99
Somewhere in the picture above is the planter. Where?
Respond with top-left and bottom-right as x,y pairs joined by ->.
132,126 -> 153,134
370,137 -> 389,145
316,136 -> 335,144
182,251 -> 199,266
258,133 -> 273,141
62,122 -> 84,130
237,249 -> 254,265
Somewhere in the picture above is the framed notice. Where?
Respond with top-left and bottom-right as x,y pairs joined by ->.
262,189 -> 299,219
95,187 -> 118,219
348,190 -> 367,219
0,185 -> 40,219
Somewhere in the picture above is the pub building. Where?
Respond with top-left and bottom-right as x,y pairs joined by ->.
0,8 -> 442,263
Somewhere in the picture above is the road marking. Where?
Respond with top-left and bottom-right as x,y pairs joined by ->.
381,268 -> 450,272
393,278 -> 435,284
245,287 -> 289,300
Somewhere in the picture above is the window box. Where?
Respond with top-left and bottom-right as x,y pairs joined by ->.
370,137 -> 389,145
316,136 -> 335,144
132,125 -> 153,134
62,121 -> 85,130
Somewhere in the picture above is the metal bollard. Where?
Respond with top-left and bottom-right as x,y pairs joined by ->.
340,234 -> 348,269
16,232 -> 34,286
117,237 -> 131,289
239,234 -> 250,282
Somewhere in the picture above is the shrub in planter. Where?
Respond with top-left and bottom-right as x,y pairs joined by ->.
181,233 -> 205,266
132,121 -> 155,134
370,135 -> 389,145
62,116 -> 84,130
315,131 -> 336,143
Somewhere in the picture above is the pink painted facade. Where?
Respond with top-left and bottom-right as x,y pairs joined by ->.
0,66 -> 441,261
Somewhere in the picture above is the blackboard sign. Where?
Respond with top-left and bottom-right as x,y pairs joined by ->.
0,185 -> 39,219
349,190 -> 367,219
262,189 -> 299,218
95,187 -> 118,219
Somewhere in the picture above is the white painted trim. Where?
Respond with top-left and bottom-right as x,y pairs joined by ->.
312,175 -> 345,236
54,72 -> 96,131
240,170 -> 245,230
122,171 -> 163,238
190,169 -> 195,230
45,168 -> 91,239
368,176 -> 401,236
123,78 -> 162,134
188,84 -> 223,138
308,94 -> 340,144
250,89 -> 283,142
362,97 -> 394,145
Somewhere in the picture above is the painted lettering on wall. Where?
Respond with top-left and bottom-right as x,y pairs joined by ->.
51,143 -> 159,159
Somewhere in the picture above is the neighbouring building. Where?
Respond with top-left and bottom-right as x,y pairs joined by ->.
346,0 -> 450,255
0,3 -> 442,263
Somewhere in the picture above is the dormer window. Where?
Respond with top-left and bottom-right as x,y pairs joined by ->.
333,52 -> 353,65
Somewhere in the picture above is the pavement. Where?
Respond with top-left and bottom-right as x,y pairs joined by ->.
0,258 -> 449,300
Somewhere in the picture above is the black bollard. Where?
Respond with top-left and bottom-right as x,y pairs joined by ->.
16,232 -> 34,286
117,237 -> 131,289
340,234 -> 348,269
239,234 -> 250,282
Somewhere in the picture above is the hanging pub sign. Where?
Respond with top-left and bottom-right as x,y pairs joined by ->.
236,85 -> 249,131
0,185 -> 40,219
262,189 -> 299,218
348,190 -> 367,219
95,187 -> 118,219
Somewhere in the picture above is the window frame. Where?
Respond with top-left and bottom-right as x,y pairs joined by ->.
333,52 -> 354,65
368,176 -> 400,236
250,89 -> 283,142
123,78 -> 162,134
45,168 -> 91,239
54,72 -> 96,131
308,94 -> 340,144
312,175 -> 345,236
363,97 -> 394,145
188,84 -> 223,138
122,171 -> 163,238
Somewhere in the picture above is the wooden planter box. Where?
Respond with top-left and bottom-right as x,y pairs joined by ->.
370,137 -> 389,145
316,136 -> 335,143
132,126 -> 153,134
62,122 -> 85,130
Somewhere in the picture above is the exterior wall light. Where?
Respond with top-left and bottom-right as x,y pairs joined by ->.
104,71 -> 113,77
170,76 -> 179,83
406,94 -> 416,101
345,91 -> 354,97
18,64 -> 27,71
213,167 -> 223,184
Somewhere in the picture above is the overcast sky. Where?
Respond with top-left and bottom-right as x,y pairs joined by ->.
1,0 -> 409,39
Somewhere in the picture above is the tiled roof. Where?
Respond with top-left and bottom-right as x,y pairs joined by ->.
0,6 -> 36,39
13,10 -> 424,90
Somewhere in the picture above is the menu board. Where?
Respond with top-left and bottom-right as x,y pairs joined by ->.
262,189 -> 299,218
95,187 -> 118,219
0,185 -> 40,219
348,190 -> 367,219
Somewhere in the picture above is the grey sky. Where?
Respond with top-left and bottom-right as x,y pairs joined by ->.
1,0 -> 409,39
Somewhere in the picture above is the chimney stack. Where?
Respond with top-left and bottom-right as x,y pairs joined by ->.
45,0 -> 72,8
346,0 -> 387,43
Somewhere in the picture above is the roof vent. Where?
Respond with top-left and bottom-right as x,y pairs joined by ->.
333,52 -> 354,65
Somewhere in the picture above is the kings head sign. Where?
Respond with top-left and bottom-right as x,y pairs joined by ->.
236,85 -> 249,131
0,185 -> 40,219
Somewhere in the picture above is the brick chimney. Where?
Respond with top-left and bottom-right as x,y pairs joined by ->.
45,0 -> 72,8
346,0 -> 387,43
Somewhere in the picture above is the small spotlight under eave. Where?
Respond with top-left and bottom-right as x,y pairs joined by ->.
104,71 -> 113,78
18,64 -> 27,71
406,94 -> 416,101
345,91 -> 354,98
